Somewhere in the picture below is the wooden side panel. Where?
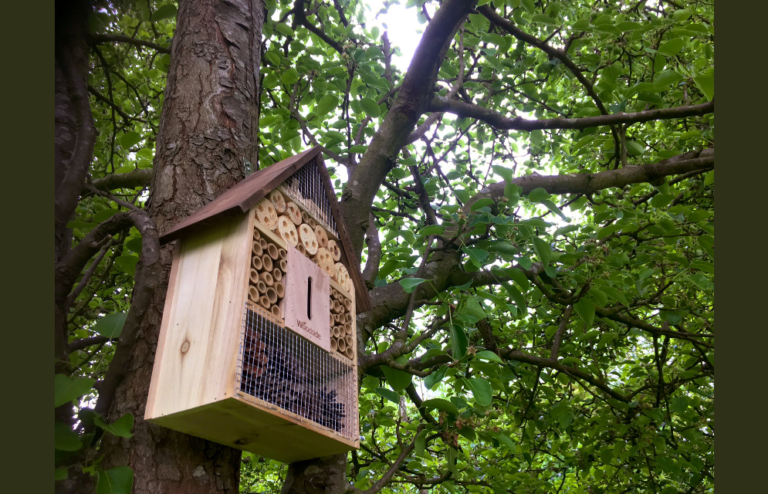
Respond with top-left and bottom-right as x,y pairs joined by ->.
283,245 -> 331,351
145,214 -> 250,420
148,397 -> 356,463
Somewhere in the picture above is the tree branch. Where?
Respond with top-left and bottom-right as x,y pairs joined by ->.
428,97 -> 714,132
89,169 -> 153,191
88,33 -> 171,54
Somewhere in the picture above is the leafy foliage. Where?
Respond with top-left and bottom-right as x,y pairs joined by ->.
56,0 -> 714,492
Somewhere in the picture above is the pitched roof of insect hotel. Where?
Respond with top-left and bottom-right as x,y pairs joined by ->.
159,146 -> 372,312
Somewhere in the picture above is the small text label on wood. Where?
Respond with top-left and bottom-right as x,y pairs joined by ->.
284,245 -> 331,351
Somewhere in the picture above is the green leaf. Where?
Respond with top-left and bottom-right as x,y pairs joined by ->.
626,140 -> 645,156
471,198 -> 495,211
414,429 -> 427,457
450,323 -> 468,359
495,432 -> 517,453
94,413 -> 134,438
657,38 -> 684,57
475,350 -> 504,363
275,23 -> 295,37
532,237 -> 551,268
115,255 -> 138,276
399,278 -> 427,293
422,398 -> 460,416
704,170 -> 714,186
119,132 -> 141,149
382,358 -> 413,391
55,374 -> 95,408
360,97 -> 381,117
150,4 -> 177,22
491,165 -> 515,183
505,183 -> 521,205
521,0 -> 535,14
465,378 -> 493,406
93,312 -> 127,338
463,247 -> 490,267
600,286 -> 629,307
424,366 -> 447,390
55,468 -> 69,481
573,298 -> 595,330
651,194 -> 674,209
315,95 -> 339,117
532,14 -> 559,26
55,422 -> 82,451
528,187 -> 551,203
693,75 -> 715,101
501,283 -> 527,312
507,268 -> 530,291
375,387 -> 400,404
96,466 -> 134,494
281,68 -> 299,86
462,298 -> 487,320
420,225 -> 445,236
654,70 -> 683,90
541,199 -> 568,221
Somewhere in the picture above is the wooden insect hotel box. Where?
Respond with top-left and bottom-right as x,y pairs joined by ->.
145,146 -> 371,462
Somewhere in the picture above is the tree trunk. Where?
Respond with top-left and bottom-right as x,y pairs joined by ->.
97,1 -> 265,492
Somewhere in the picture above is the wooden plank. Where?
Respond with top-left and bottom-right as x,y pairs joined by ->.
147,397 -> 357,463
283,245 -> 331,352
146,214 -> 250,419
145,242 -> 181,419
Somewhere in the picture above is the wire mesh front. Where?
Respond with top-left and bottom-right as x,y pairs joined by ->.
236,304 -> 358,441
280,158 -> 338,236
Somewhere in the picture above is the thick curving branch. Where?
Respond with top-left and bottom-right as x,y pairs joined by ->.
428,97 -> 715,132
88,33 -> 171,54
339,0 -> 476,256
89,169 -> 153,191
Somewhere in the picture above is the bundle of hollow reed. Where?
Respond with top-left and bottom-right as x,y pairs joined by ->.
240,328 -> 346,431
330,287 -> 354,361
248,226 -> 287,319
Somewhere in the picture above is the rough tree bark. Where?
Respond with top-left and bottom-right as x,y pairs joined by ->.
93,1 -> 265,493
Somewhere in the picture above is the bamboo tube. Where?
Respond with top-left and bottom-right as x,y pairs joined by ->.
261,271 -> 274,287
345,313 -> 352,323
253,228 -> 261,241
279,248 -> 287,260
249,269 -> 259,285
266,287 -> 278,304
261,255 -> 273,272
301,211 -> 311,224
252,256 -> 263,271
252,241 -> 263,257
271,305 -> 282,319
269,190 -> 286,213
308,217 -> 317,229
275,282 -> 285,298
259,295 -> 270,310
267,243 -> 279,260
248,286 -> 259,303
279,259 -> 287,272
256,280 -> 267,294
332,326 -> 341,338
272,268 -> 282,282
259,238 -> 268,250
338,338 -> 347,352
330,338 -> 338,352
297,243 -> 306,255
314,225 -> 329,249
344,323 -> 352,335
345,335 -> 353,347
345,346 -> 354,360
332,300 -> 342,313
344,299 -> 352,312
